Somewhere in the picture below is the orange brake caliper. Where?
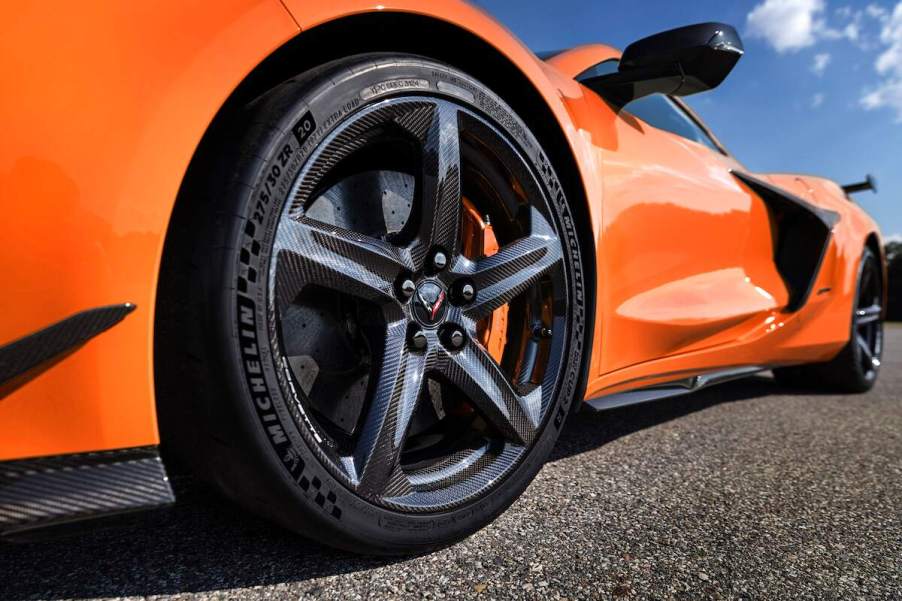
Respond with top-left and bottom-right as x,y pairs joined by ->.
461,197 -> 507,363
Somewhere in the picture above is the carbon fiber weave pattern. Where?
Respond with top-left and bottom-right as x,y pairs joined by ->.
0,446 -> 174,535
0,303 -> 136,386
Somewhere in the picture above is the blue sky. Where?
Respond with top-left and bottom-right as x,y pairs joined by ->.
473,0 -> 902,239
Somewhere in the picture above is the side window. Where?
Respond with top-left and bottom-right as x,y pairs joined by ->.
578,60 -> 723,153
625,95 -> 722,153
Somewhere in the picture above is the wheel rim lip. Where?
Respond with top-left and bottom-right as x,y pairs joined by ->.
265,94 -> 571,512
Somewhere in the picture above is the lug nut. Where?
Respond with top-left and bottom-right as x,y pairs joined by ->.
399,279 -> 416,299
447,328 -> 466,350
534,325 -> 553,339
460,282 -> 476,303
432,251 -> 448,271
410,330 -> 427,351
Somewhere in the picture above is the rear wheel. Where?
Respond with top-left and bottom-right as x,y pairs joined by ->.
773,248 -> 883,392
159,54 -> 586,554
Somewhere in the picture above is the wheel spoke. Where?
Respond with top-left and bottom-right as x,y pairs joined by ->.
856,304 -> 882,326
274,216 -> 412,309
437,342 -> 537,445
859,268 -> 873,301
353,321 -> 426,496
459,207 -> 562,322
410,103 -> 462,265
857,333 -> 874,363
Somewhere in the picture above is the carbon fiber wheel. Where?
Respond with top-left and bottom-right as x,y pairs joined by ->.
271,96 -> 568,511
161,54 -> 586,554
853,252 -> 883,380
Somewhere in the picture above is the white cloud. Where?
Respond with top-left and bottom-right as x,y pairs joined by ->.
821,21 -> 859,41
860,2 -> 902,121
876,3 -> 902,76
885,233 -> 902,244
747,0 -> 826,52
746,0 -> 902,122
861,79 -> 902,121
876,45 -> 902,75
866,4 -> 889,21
822,17 -> 862,41
746,0 -> 861,52
812,52 -> 832,74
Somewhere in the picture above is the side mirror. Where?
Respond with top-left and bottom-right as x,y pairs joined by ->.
580,23 -> 743,108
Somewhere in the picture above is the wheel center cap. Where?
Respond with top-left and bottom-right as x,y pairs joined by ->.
412,280 -> 447,327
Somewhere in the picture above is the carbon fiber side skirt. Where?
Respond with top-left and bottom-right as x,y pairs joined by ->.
0,446 -> 175,536
585,365 -> 770,412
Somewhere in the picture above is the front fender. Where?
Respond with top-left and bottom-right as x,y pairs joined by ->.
0,1 -> 299,460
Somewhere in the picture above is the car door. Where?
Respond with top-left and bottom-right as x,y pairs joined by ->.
588,89 -> 788,374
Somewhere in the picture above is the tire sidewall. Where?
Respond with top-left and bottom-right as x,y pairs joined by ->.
217,55 -> 586,553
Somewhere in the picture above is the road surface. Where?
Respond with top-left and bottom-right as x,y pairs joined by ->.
3,326 -> 901,600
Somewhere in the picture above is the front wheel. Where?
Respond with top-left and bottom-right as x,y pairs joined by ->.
774,247 -> 884,393
162,54 -> 587,554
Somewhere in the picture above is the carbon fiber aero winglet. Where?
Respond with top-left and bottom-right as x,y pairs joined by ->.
0,303 -> 135,394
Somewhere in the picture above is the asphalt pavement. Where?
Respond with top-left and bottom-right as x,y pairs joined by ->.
2,326 -> 901,601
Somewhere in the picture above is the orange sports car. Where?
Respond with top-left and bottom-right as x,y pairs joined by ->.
0,2 -> 886,554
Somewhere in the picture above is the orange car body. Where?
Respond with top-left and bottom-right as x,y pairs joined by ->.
0,1 -> 883,463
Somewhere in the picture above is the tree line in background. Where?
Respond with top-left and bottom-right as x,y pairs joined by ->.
888,240 -> 901,321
